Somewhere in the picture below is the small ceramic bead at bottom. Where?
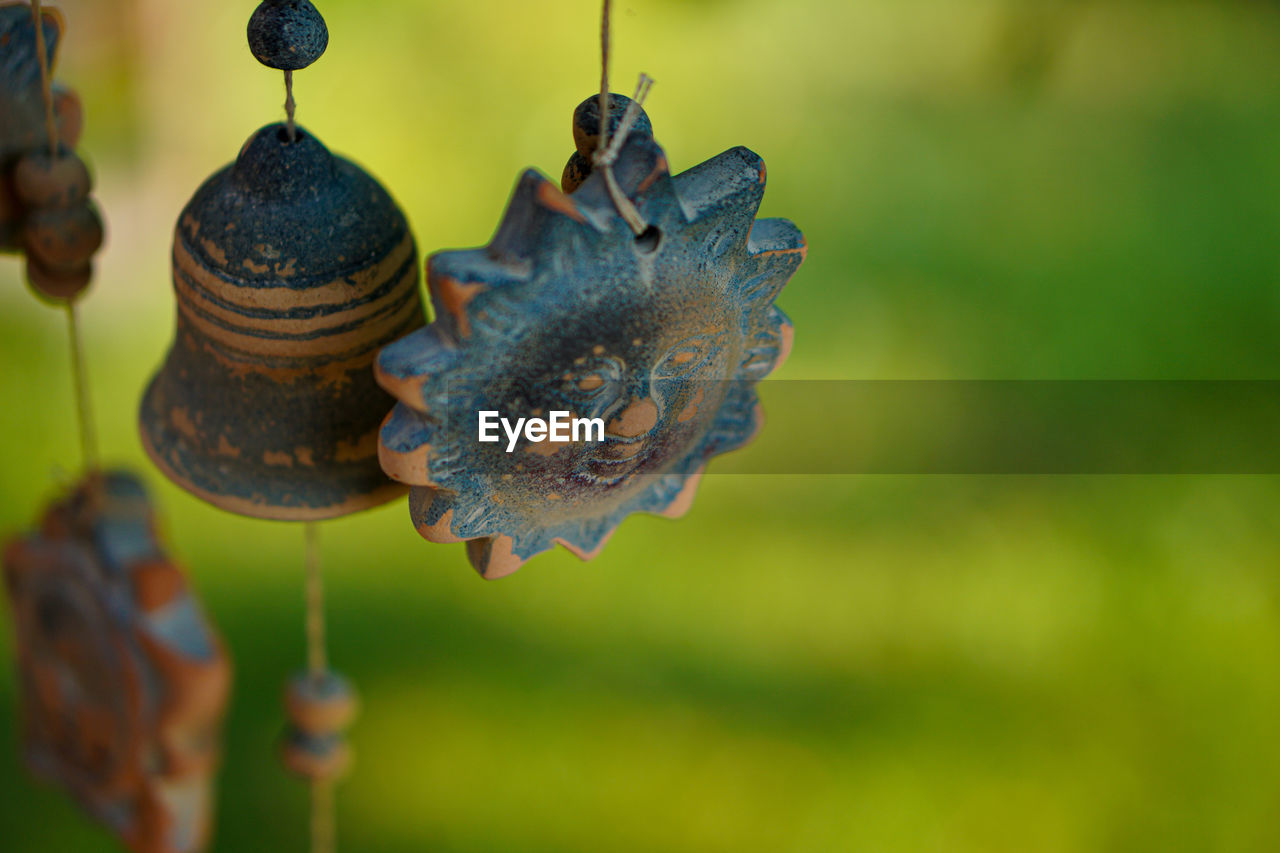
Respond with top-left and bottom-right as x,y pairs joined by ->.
284,670 -> 358,736
13,151 -> 92,209
561,151 -> 592,194
280,729 -> 351,782
25,256 -> 91,302
22,203 -> 103,268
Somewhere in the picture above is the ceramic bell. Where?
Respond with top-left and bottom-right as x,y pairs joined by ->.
140,123 -> 425,520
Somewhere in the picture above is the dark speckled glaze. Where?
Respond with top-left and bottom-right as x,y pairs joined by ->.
140,123 -> 425,521
246,0 -> 329,72
376,95 -> 805,578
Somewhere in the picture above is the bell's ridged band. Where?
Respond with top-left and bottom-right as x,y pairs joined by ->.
171,230 -> 421,362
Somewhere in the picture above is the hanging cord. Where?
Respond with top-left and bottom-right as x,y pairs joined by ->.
594,0 -> 653,236
30,0 -> 59,156
32,0 -> 100,473
65,303 -> 98,471
284,70 -> 297,142
304,522 -> 328,676
312,779 -> 334,853
303,522 -> 335,853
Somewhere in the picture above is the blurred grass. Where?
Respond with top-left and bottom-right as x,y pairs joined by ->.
2,1 -> 1280,851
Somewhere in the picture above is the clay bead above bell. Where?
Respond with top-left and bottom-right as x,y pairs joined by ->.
140,123 -> 426,521
247,0 -> 329,71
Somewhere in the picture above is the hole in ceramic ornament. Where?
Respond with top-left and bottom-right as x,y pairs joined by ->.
634,225 -> 661,254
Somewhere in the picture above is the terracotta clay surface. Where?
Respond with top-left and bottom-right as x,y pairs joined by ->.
2,471 -> 231,853
140,123 -> 426,521
376,94 -> 805,578
0,3 -> 83,252
280,671 -> 357,782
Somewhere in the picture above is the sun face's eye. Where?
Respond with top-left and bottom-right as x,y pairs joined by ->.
654,334 -> 725,380
551,356 -> 625,418
576,373 -> 606,394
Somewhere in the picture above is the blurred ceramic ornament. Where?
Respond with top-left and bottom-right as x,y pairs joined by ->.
2,471 -> 231,853
0,3 -> 83,252
139,123 -> 426,521
377,94 -> 805,578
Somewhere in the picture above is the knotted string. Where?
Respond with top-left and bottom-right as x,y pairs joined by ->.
594,0 -> 654,236
30,0 -> 99,473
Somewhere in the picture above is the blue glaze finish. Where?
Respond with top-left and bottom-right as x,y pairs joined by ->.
247,0 -> 329,72
139,124 -> 425,521
376,105 -> 805,579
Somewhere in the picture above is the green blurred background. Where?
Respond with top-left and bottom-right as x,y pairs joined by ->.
3,0 -> 1280,850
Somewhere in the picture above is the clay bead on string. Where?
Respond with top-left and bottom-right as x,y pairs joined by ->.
1,1 -> 104,471
279,525 -> 358,853
2,10 -> 233,853
247,0 -> 328,141
0,4 -> 80,251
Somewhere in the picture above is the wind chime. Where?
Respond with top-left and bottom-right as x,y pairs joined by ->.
1,3 -> 231,852
3,0 -> 805,850
136,1 -> 423,850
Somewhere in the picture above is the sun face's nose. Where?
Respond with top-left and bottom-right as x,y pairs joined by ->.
607,398 -> 659,438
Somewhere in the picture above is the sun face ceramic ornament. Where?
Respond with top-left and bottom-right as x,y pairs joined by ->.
376,96 -> 805,578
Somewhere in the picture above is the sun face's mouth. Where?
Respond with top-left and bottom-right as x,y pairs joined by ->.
580,436 -> 652,484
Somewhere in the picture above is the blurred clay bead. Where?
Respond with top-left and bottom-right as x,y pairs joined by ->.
285,671 -> 358,736
25,256 -> 91,302
247,0 -> 329,71
571,93 -> 653,160
281,731 -> 352,782
22,203 -> 104,269
13,151 -> 91,209
561,150 -> 591,194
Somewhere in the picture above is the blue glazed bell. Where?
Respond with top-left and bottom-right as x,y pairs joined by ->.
139,123 -> 425,521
